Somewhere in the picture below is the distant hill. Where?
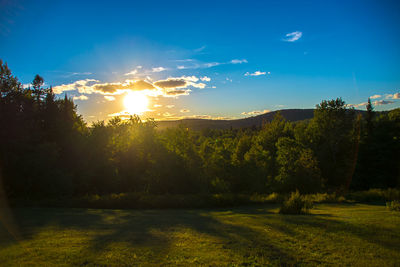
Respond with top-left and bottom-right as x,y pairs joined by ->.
156,109 -> 315,130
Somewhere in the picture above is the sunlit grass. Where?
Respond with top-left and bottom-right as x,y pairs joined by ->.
1,204 -> 399,266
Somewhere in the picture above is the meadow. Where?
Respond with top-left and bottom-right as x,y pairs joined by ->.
1,203 -> 399,266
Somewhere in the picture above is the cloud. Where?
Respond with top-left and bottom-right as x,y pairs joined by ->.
245,71 -> 267,76
194,45 -> 206,52
65,72 -> 92,77
156,114 -> 235,121
165,90 -> 191,96
180,109 -> 190,113
204,62 -> 221,68
128,80 -> 156,90
124,69 -> 138,76
241,109 -> 271,116
386,92 -> 400,99
53,74 -> 210,99
283,31 -> 303,42
231,59 -> 248,64
53,79 -> 154,95
166,105 -> 175,108
374,100 -> 395,106
73,95 -> 88,101
152,67 -> 167,72
104,96 -> 116,101
163,112 -> 174,117
108,110 -> 132,118
200,76 -> 211,82
370,94 -> 381,99
176,59 -> 247,70
154,79 -> 187,89
154,76 -> 205,90
153,104 -> 162,108
53,79 -> 98,94
348,99 -> 395,108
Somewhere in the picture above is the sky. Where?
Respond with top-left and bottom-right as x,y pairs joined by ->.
1,0 -> 399,123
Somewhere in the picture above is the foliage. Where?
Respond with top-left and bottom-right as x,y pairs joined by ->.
0,60 -> 399,201
347,188 -> 400,202
279,190 -> 314,214
387,200 -> 400,211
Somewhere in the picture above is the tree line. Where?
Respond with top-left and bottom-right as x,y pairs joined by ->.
1,60 -> 399,198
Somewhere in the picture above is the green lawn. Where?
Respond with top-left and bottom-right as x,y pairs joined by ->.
1,203 -> 399,266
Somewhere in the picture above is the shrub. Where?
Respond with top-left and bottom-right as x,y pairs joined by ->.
306,192 -> 345,203
386,200 -> 400,211
347,188 -> 400,202
279,190 -> 313,214
250,192 -> 284,204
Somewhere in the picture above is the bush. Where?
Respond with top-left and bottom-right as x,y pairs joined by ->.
347,188 -> 400,202
279,190 -> 313,214
306,192 -> 346,203
386,200 -> 400,211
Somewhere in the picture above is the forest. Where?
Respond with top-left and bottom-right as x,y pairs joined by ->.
1,60 -> 399,200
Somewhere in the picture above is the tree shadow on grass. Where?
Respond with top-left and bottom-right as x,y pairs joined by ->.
274,207 -> 400,253
2,206 -> 299,265
2,204 -> 398,265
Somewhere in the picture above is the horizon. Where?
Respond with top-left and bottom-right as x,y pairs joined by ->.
1,0 -> 399,123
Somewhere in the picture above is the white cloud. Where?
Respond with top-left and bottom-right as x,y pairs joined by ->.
53,74 -> 211,100
348,99 -> 395,108
104,96 -> 116,101
66,72 -> 92,77
73,95 -> 89,101
200,76 -> 211,82
166,105 -> 175,108
283,31 -> 303,42
245,71 -> 266,76
124,65 -> 143,76
124,69 -> 137,76
53,79 -> 99,94
386,92 -> 400,99
152,67 -> 167,72
370,94 -> 381,99
204,62 -> 221,68
230,59 -> 248,64
176,59 -> 247,70
153,104 -> 162,108
241,109 -> 271,116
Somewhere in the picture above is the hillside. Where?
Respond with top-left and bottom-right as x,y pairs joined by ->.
156,109 -> 315,130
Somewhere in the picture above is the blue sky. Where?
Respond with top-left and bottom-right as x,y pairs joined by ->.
1,0 -> 399,122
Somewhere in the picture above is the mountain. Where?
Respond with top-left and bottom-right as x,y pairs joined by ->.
156,109 -> 315,130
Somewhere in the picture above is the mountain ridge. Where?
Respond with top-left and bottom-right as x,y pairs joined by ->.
156,109 -> 315,130
156,109 -> 368,130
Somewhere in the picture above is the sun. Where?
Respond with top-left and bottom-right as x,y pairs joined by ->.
124,91 -> 149,115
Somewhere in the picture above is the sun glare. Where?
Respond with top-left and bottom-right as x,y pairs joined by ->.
124,91 -> 149,115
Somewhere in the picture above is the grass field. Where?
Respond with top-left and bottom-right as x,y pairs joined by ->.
1,203 -> 399,266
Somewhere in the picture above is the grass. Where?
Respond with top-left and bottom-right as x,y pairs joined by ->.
1,203 -> 400,266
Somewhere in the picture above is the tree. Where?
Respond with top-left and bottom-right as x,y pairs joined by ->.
308,98 -> 357,191
366,97 -> 374,137
275,137 -> 322,193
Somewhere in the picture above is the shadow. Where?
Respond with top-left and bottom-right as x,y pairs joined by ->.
1,203 -> 399,265
1,206 -> 298,265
